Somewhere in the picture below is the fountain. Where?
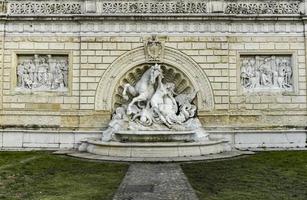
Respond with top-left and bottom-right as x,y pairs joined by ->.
78,63 -> 230,161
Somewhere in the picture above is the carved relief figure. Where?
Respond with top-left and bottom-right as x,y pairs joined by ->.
16,54 -> 68,91
240,55 -> 293,92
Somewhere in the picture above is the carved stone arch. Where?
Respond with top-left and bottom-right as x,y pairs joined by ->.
95,47 -> 214,112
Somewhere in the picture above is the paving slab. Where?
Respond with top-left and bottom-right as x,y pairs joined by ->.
113,163 -> 198,200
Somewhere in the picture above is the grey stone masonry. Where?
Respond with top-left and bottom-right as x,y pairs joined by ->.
113,163 -> 199,200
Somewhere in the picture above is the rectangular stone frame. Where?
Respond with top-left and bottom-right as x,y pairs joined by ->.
236,51 -> 299,96
10,50 -> 73,96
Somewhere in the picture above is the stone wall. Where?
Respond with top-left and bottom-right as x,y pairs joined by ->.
0,0 -> 306,149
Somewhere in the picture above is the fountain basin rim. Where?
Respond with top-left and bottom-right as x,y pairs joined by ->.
85,138 -> 228,147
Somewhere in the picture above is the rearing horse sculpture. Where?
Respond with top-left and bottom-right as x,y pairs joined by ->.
123,63 -> 162,115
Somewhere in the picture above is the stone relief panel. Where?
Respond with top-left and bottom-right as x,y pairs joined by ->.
240,55 -> 293,92
9,1 -> 82,15
15,54 -> 68,92
225,1 -> 300,14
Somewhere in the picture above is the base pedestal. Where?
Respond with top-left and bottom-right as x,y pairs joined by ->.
80,139 -> 230,159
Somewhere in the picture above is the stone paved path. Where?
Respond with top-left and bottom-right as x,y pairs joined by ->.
113,163 -> 199,200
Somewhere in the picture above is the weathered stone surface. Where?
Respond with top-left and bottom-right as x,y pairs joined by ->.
0,0 -> 306,150
113,163 -> 199,200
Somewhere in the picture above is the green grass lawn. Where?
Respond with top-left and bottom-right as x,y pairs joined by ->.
0,151 -> 128,200
182,151 -> 307,200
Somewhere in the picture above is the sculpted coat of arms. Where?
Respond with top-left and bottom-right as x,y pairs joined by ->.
144,35 -> 165,62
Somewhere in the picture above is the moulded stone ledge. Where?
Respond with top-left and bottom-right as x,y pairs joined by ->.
0,130 -> 306,150
84,139 -> 230,158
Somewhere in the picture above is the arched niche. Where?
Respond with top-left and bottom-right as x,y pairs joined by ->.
94,47 -> 214,112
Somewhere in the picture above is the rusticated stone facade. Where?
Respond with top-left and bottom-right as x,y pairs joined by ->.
0,0 -> 306,149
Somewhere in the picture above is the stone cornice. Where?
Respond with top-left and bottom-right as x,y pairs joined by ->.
0,0 -> 304,18
0,14 -> 304,22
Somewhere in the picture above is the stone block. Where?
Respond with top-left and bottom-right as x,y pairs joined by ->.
87,83 -> 97,90
109,147 -> 132,157
235,132 -> 306,148
87,56 -> 101,63
245,43 -> 259,49
34,43 -> 48,49
19,42 -> 34,49
59,133 -> 74,144
2,132 -> 23,148
191,56 -> 206,63
64,97 -> 79,104
214,63 -> 228,69
191,43 -> 205,49
214,77 -> 228,82
199,144 -> 224,155
215,104 -> 229,110
59,143 -> 74,149
103,43 -> 116,49
206,69 -> 221,77
49,43 -> 65,49
10,103 -> 25,109
275,43 -> 289,49
23,143 -> 60,148
0,132 -> 2,148
291,96 -> 306,103
88,43 -> 102,49
229,43 -> 244,50
214,50 -> 228,55
290,43 -> 304,49
178,146 -> 201,157
80,104 -> 94,109
23,132 -> 59,144
253,104 -> 268,110
117,43 -> 132,50
103,56 -> 117,63
4,42 -> 18,49
259,43 -> 274,49
90,145 -> 110,156
199,50 -> 214,55
65,43 -> 80,50
82,51 -> 95,56
207,43 -> 220,49
131,147 -> 179,158
207,56 -> 220,63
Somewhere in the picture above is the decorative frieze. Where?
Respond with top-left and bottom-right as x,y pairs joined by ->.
99,1 -> 207,14
6,0 -> 305,16
240,55 -> 293,92
0,1 -> 7,14
225,1 -> 301,15
16,54 -> 69,92
9,2 -> 82,15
